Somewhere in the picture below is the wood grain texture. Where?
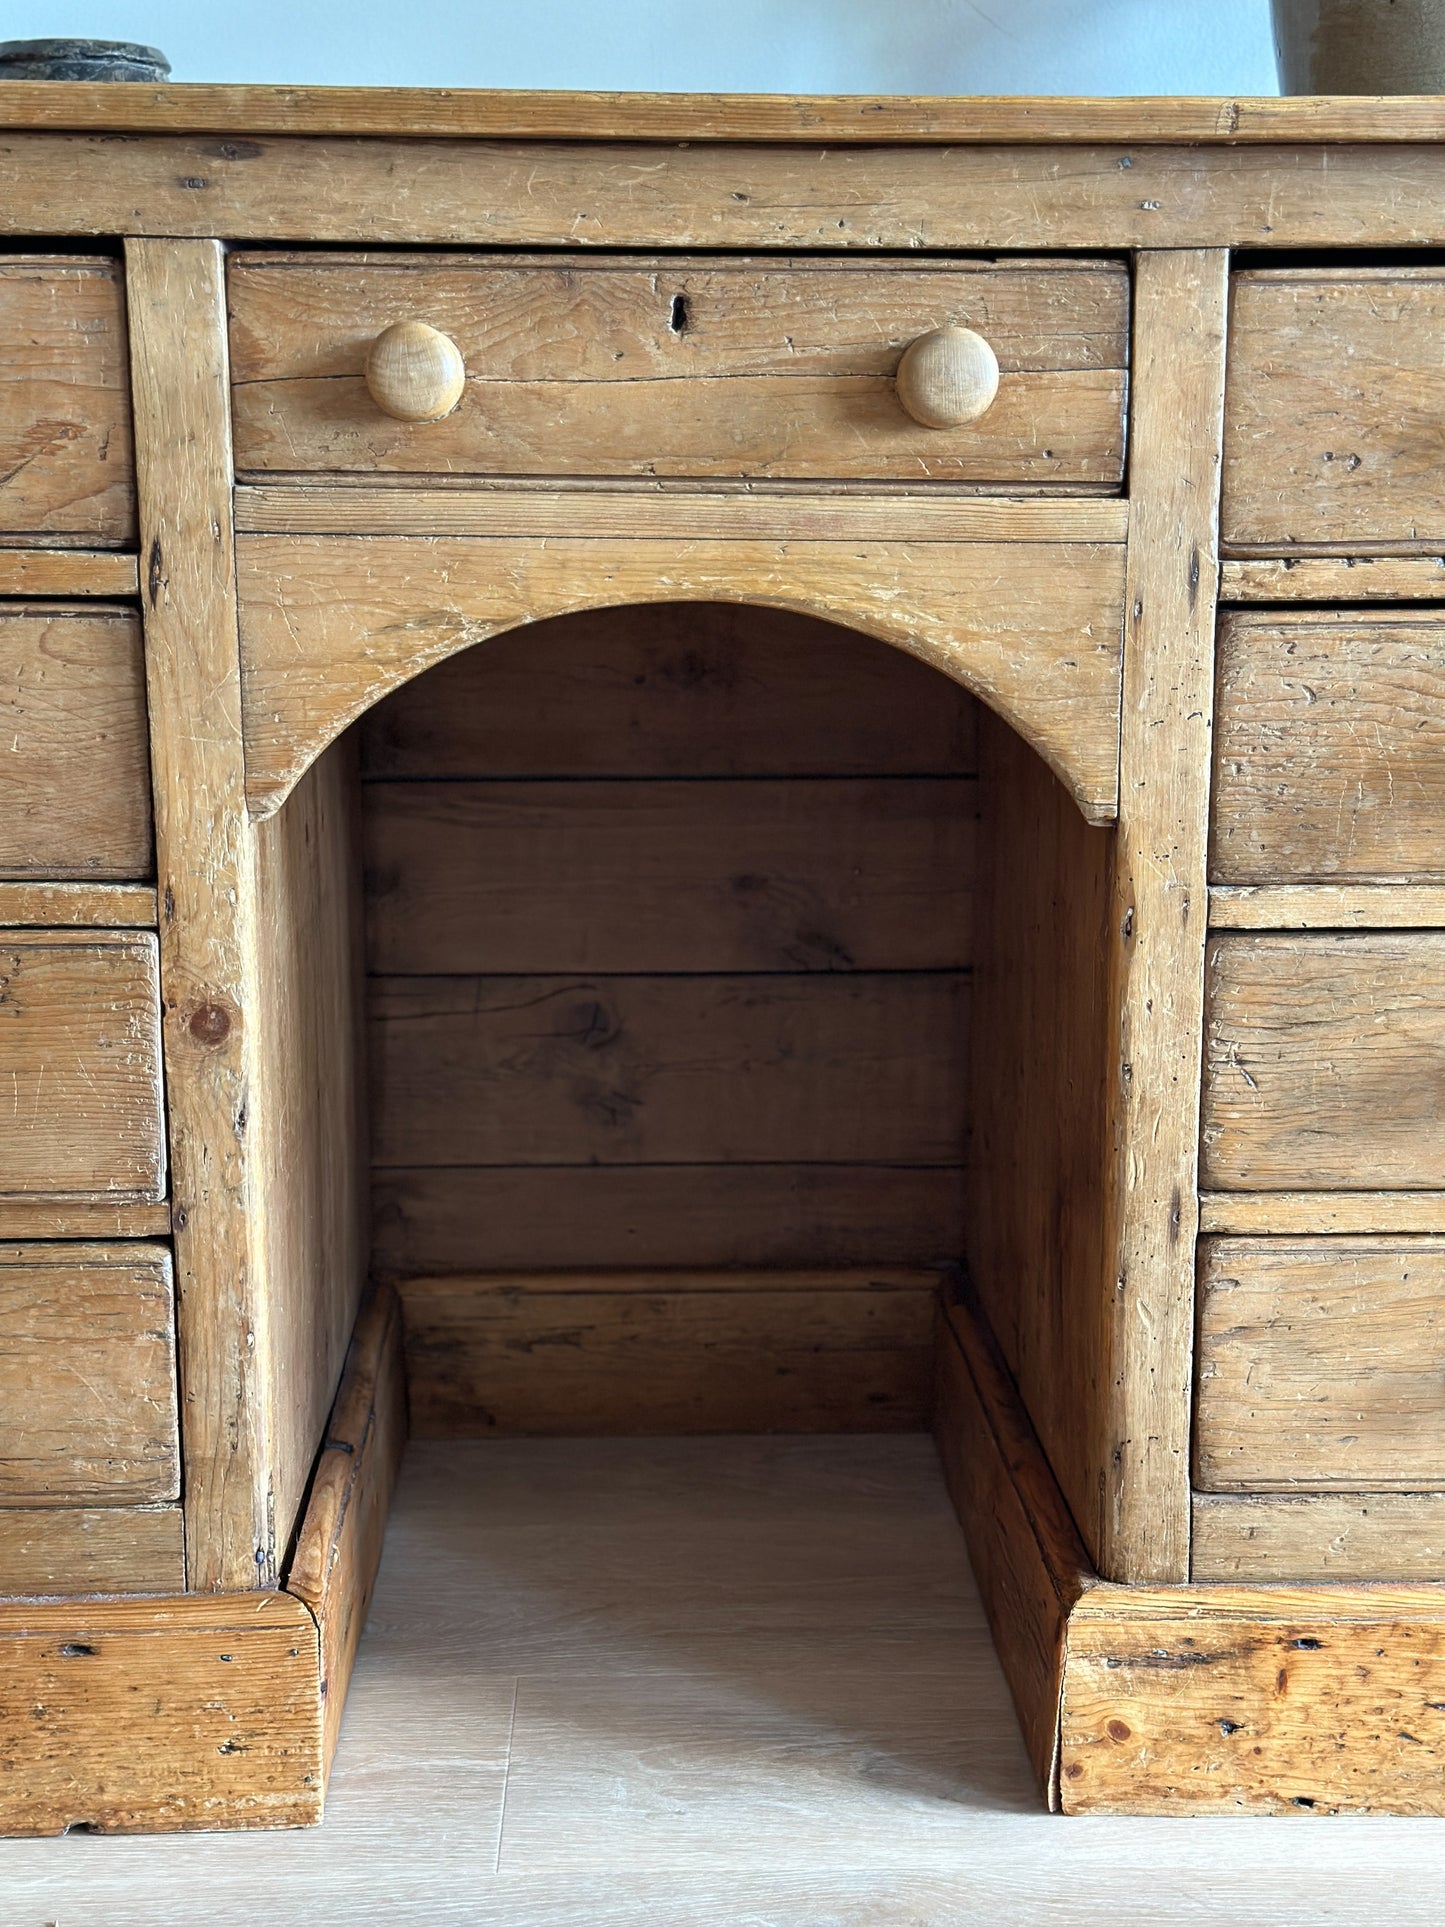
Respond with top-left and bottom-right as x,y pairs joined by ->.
1202,932 -> 1445,1191
1195,1236 -> 1445,1491
286,1283 -> 405,1771
0,1242 -> 177,1505
229,254 -> 1128,487
14,85 -> 1445,143
125,237 -> 273,1590
1199,1191 -> 1445,1235
1193,1491 -> 1445,1582
0,550 -> 139,596
1213,613 -> 1445,884
0,606 -> 152,879
0,257 -> 134,543
0,930 -> 164,1200
238,484 -> 1130,545
252,737 -> 370,1561
1061,1582 -> 1445,1814
1097,249 -> 1229,1582
364,778 -> 973,976
369,972 -> 967,1169
19,136 -> 1445,251
966,707 -> 1113,1569
1224,270 -> 1445,552
933,1285 -> 1095,1806
236,531 -> 1124,822
358,599 -> 979,781
399,1269 -> 937,1438
1209,884 -> 1445,929
0,1590 -> 322,1835
371,1164 -> 965,1278
1220,555 -> 1445,601
0,882 -> 156,928
0,1504 -> 184,1598
0,1198 -> 170,1239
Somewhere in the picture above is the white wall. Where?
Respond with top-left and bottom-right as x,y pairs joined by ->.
8,0 -> 1280,94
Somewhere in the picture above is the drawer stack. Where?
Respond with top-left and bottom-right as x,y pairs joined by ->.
1197,268 -> 1445,1580
0,258 -> 179,1597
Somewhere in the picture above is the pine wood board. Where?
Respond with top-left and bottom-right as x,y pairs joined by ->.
0,1242 -> 178,1505
236,532 -> 1124,823
1195,1236 -> 1445,1492
368,972 -> 967,1169
371,1164 -> 965,1278
12,86 -> 1445,143
357,598 -> 979,780
1192,1491 -> 1445,1582
1199,1191 -> 1445,1235
0,930 -> 165,1201
399,1268 -> 937,1438
0,257 -> 134,544
1219,556 -> 1445,600
20,136 -> 1445,252
0,549 -> 139,596
1209,885 -> 1445,929
1213,612 -> 1445,885
0,883 -> 157,928
0,606 -> 152,880
0,1504 -> 184,1598
1202,931 -> 1445,1191
363,777 -> 973,976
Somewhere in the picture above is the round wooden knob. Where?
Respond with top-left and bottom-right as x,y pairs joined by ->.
895,326 -> 1000,429
364,320 -> 466,423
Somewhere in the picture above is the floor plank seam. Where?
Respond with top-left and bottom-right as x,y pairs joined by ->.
494,1676 -> 520,1873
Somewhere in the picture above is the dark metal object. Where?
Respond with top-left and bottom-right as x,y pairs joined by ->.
0,39 -> 171,81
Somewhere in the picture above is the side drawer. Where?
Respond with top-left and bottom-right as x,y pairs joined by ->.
227,252 -> 1130,487
1224,267 -> 1445,552
1202,931 -> 1445,1190
0,1242 -> 178,1503
0,257 -> 135,544
0,605 -> 153,878
0,929 -> 166,1201
1196,1236 -> 1445,1490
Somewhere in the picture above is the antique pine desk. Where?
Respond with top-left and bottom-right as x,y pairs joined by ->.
8,85 -> 1445,1831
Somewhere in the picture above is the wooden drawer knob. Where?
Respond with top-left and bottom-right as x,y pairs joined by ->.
364,320 -> 466,423
895,326 -> 1000,429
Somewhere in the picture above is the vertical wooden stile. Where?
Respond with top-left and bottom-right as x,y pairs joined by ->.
125,238 -> 274,1591
1099,250 -> 1228,1582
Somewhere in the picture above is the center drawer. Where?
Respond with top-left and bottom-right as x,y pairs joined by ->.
226,253 -> 1129,487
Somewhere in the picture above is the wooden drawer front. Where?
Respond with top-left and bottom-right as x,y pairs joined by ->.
1213,612 -> 1445,884
227,253 -> 1129,486
0,931 -> 166,1201
0,258 -> 135,544
1224,269 -> 1445,551
0,1243 -> 178,1503
1203,932 -> 1445,1191
0,606 -> 153,879
1197,1237 -> 1445,1490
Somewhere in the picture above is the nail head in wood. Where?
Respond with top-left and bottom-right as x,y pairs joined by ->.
895,325 -> 1000,429
363,320 -> 466,423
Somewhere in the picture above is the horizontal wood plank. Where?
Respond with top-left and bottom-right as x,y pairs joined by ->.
0,550 -> 139,597
359,600 -> 979,780
0,1242 -> 178,1504
0,1504 -> 184,1598
0,1199 -> 170,1240
1219,556 -> 1445,601
0,606 -> 153,880
237,533 -> 1125,823
0,930 -> 166,1201
370,972 -> 967,1169
1202,932 -> 1445,1191
1209,884 -> 1445,929
0,258 -> 134,545
1193,1491 -> 1445,1582
1200,1191 -> 1445,1236
371,1163 -> 965,1277
364,778 -> 973,975
399,1269 -> 938,1437
0,883 -> 157,928
1213,613 -> 1445,884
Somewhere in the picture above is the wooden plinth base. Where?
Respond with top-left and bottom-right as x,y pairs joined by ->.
936,1284 -> 1445,1815
0,1284 -> 404,1836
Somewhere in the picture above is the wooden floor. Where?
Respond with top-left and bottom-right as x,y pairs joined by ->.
6,1435 -> 1445,1922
